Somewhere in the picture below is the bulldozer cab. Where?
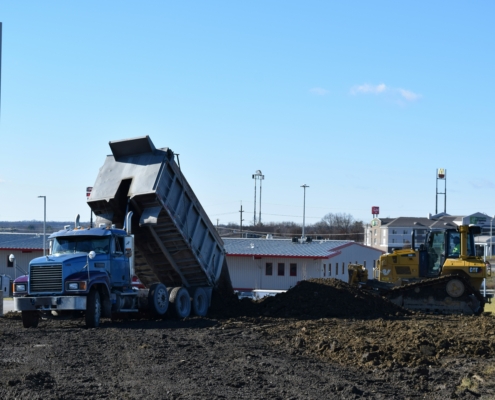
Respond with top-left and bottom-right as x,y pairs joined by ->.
422,230 -> 445,277
421,228 -> 477,277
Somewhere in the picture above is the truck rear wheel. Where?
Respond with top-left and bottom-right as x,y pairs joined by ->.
85,289 -> 101,328
192,287 -> 208,317
148,283 -> 169,316
169,287 -> 191,318
21,311 -> 39,328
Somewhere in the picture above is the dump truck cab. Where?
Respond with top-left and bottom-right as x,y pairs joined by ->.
13,221 -> 135,328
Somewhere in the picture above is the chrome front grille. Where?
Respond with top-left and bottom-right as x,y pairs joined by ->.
29,265 -> 63,294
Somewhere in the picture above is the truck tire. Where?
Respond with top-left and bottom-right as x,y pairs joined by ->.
148,283 -> 169,316
85,289 -> 101,328
21,311 -> 39,328
169,287 -> 191,318
192,287 -> 208,317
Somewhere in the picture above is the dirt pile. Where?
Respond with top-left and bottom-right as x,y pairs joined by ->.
255,278 -> 408,319
211,278 -> 407,320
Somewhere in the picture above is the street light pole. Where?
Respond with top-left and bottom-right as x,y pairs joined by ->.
491,215 -> 494,259
301,184 -> 309,240
38,196 -> 46,256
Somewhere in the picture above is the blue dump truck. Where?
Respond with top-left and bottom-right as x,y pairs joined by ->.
13,136 -> 232,328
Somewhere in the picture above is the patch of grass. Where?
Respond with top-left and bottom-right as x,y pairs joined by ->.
484,301 -> 495,314
456,376 -> 479,395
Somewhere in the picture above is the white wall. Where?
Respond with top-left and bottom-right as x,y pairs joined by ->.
227,244 -> 382,291
0,250 -> 41,279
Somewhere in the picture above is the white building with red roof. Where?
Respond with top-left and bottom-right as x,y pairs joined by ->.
223,237 -> 383,292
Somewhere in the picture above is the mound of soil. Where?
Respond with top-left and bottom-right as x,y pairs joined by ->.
210,278 -> 407,320
255,279 -> 407,319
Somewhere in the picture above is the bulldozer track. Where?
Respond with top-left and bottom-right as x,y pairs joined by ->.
385,274 -> 485,315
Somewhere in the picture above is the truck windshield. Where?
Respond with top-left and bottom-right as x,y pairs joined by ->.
52,236 -> 110,255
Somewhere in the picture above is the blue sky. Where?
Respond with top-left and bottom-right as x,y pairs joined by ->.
1,1 -> 494,225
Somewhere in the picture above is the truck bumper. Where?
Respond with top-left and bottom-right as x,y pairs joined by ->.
15,296 -> 87,311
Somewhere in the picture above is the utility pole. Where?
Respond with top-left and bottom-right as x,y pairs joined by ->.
239,203 -> 244,238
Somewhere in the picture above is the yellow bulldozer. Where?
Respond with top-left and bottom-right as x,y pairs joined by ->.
349,224 -> 492,315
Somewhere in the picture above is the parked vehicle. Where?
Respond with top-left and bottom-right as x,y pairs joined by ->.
13,136 -> 233,328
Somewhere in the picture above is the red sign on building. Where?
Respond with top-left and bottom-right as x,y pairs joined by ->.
371,206 -> 379,215
86,187 -> 93,199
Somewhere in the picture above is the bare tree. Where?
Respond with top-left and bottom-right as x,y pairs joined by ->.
320,213 -> 364,241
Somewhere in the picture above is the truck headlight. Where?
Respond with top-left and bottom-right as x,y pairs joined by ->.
486,262 -> 492,277
15,284 -> 26,292
66,282 -> 87,291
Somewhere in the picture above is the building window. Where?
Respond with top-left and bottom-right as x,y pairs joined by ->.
392,238 -> 395,243
323,263 -> 326,277
329,263 -> 332,276
7,255 -> 13,268
290,263 -> 297,277
363,261 -> 366,268
392,230 -> 397,234
265,263 -> 272,276
335,262 -> 338,275
278,263 -> 285,276
374,238 -> 376,244
342,263 -> 345,274
403,230 -> 408,234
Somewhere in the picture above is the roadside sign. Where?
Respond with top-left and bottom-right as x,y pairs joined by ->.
86,187 -> 93,199
372,206 -> 379,215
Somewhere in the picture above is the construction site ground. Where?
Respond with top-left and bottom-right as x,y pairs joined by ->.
2,278 -> 495,399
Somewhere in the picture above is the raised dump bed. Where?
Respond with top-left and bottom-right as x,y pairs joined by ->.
87,136 -> 232,295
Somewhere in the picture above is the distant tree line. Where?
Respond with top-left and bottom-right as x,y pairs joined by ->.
217,213 -> 364,242
0,220 -> 90,234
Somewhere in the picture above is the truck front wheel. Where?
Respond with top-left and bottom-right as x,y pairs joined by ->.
21,311 -> 39,328
85,289 -> 101,328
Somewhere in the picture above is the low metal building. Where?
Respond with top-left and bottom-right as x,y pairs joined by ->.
0,233 -> 46,283
223,238 -> 384,292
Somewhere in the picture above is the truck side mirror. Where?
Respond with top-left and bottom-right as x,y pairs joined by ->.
125,248 -> 132,258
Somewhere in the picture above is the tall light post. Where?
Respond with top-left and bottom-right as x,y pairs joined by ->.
301,184 -> 309,240
252,170 -> 264,225
491,215 -> 494,260
38,196 -> 46,256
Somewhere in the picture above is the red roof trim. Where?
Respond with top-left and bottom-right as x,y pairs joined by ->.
326,251 -> 342,259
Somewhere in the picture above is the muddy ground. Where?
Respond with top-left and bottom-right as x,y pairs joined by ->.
2,278 -> 495,399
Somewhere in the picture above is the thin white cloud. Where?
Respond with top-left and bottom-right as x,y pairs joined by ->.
398,89 -> 421,101
309,87 -> 329,96
469,180 -> 495,190
351,83 -> 421,102
351,83 -> 387,95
